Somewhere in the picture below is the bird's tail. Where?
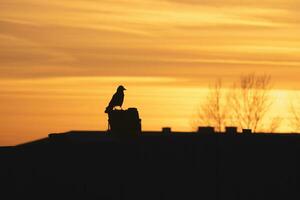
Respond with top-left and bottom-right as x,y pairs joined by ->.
105,106 -> 113,114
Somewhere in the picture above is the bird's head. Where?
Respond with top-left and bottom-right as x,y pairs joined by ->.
117,85 -> 126,92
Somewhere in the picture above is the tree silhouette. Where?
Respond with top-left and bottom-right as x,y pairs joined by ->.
290,98 -> 300,132
196,74 -> 275,132
268,116 -> 282,133
196,79 -> 228,132
228,74 -> 272,132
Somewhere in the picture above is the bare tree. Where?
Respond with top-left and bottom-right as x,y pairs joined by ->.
228,74 -> 272,132
196,79 -> 228,132
268,116 -> 282,133
195,74 -> 274,133
290,100 -> 300,132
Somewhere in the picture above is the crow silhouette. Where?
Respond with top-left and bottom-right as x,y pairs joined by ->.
105,85 -> 126,113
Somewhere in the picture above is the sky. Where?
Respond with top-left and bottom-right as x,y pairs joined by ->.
0,0 -> 300,145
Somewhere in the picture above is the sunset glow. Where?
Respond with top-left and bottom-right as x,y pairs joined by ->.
1,0 -> 300,145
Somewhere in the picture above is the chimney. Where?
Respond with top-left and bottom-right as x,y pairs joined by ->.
162,127 -> 172,134
242,129 -> 252,134
225,127 -> 237,135
197,126 -> 215,134
108,108 -> 141,138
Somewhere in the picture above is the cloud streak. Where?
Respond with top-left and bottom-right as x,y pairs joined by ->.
0,0 -> 299,88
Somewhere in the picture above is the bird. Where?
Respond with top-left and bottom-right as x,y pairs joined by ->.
105,85 -> 126,113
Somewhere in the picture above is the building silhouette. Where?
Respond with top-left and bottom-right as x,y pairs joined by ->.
0,108 -> 300,199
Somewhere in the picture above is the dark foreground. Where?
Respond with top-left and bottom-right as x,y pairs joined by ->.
0,131 -> 300,200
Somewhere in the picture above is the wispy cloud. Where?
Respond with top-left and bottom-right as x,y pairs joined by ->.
0,0 -> 299,87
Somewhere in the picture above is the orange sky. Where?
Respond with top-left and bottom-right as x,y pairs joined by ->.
0,0 -> 300,145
